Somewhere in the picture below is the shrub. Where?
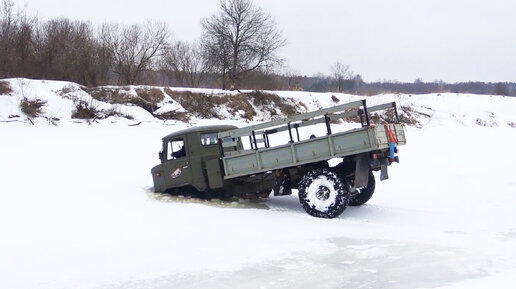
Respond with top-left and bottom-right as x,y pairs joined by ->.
399,106 -> 423,125
20,98 -> 47,118
103,107 -> 135,120
246,90 -> 299,117
133,88 -> 165,113
154,110 -> 190,122
72,100 -> 99,119
0,81 -> 12,95
85,87 -> 133,103
86,87 -> 165,114
166,89 -> 220,119
135,87 -> 164,104
225,94 -> 256,120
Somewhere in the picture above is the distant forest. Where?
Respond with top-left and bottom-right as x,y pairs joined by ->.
1,0 -> 514,96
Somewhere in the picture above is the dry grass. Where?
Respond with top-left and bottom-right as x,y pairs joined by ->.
72,101 -> 99,119
164,89 -> 257,120
85,87 -> 164,113
0,81 -> 13,95
20,98 -> 46,118
224,93 -> 256,120
154,110 -> 190,122
367,106 -> 419,125
336,105 -> 420,125
337,108 -> 362,123
399,106 -> 423,125
71,101 -> 134,120
166,89 -> 221,119
135,88 -> 165,112
135,88 -> 164,103
59,85 -> 76,96
84,87 -> 300,122
103,107 -> 135,120
164,89 -> 300,121
246,90 -> 299,117
85,87 -> 133,103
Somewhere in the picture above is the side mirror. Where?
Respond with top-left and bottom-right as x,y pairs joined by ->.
158,152 -> 163,161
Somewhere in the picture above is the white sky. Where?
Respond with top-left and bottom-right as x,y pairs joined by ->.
12,0 -> 516,82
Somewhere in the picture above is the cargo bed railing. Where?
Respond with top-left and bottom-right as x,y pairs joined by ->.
218,100 -> 399,157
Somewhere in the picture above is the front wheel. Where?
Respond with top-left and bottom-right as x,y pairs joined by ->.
298,168 -> 349,218
348,172 -> 376,206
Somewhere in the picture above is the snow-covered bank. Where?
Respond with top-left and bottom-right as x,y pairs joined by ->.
2,78 -> 516,128
1,78 -> 516,289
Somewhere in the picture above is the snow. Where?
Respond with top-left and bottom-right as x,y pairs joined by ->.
305,174 -> 338,212
1,78 -> 516,289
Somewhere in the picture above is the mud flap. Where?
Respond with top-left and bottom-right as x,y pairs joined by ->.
354,154 -> 370,188
380,165 -> 389,181
273,169 -> 292,196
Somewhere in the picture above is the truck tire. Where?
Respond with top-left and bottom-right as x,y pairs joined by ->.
348,172 -> 376,206
298,168 -> 348,218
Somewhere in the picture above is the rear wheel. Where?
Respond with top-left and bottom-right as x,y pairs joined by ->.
298,168 -> 349,218
348,172 -> 376,206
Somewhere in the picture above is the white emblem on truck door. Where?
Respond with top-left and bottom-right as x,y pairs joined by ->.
171,168 -> 182,178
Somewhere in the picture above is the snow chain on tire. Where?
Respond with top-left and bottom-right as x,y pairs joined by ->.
348,171 -> 376,206
298,168 -> 349,218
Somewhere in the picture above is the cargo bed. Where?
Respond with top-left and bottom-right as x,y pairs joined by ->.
221,124 -> 405,179
218,100 -> 406,179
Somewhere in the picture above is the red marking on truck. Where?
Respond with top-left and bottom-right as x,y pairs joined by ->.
171,168 -> 182,179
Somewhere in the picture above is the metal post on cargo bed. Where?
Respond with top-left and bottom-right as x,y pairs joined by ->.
287,123 -> 294,143
263,131 -> 269,148
394,103 -> 399,122
358,109 -> 364,127
362,99 -> 370,126
252,130 -> 258,150
265,129 -> 272,148
294,124 -> 300,142
325,114 -> 332,135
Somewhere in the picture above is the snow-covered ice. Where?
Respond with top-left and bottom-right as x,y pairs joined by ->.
1,79 -> 516,289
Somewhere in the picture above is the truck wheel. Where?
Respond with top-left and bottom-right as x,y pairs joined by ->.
348,172 -> 376,206
298,168 -> 348,218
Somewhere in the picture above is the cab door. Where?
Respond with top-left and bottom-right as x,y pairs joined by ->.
163,136 -> 192,189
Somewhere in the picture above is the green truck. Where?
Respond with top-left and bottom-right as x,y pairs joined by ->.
151,100 -> 406,218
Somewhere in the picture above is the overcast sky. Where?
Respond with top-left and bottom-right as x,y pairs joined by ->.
12,0 -> 516,82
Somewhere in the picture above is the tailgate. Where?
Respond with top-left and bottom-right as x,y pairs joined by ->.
374,124 -> 406,147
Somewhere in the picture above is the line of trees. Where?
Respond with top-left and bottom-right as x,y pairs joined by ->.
0,0 -> 285,89
1,0 -> 514,96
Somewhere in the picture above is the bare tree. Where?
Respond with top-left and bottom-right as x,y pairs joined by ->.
161,41 -> 209,88
99,21 -> 170,85
0,0 -> 17,76
30,18 -> 111,86
331,61 -> 353,92
0,0 -> 37,78
201,0 -> 286,90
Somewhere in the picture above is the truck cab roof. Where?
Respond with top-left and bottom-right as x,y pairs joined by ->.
162,125 -> 237,140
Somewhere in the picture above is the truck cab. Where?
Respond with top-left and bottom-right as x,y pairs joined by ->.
151,125 -> 239,194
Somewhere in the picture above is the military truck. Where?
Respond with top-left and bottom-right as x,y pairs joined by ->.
151,100 -> 406,218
